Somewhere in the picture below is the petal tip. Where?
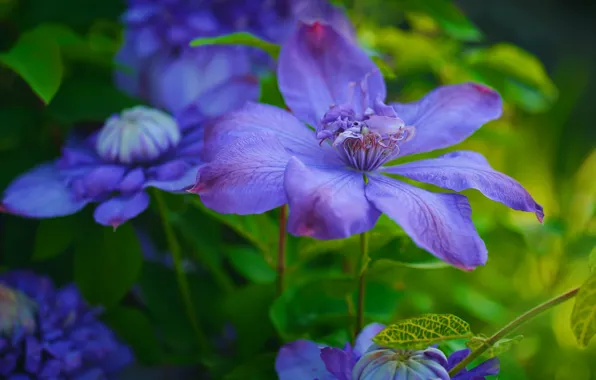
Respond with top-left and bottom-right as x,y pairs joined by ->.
470,82 -> 497,96
536,205 -> 545,224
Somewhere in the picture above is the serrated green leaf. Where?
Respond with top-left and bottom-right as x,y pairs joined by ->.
227,247 -> 277,284
0,27 -> 63,104
466,335 -> 524,358
32,216 -> 77,261
74,224 -> 143,307
373,314 -> 473,349
571,273 -> 596,347
190,32 -> 280,59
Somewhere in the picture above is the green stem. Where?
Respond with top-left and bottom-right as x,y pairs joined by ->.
448,287 -> 580,377
276,205 -> 288,296
153,190 -> 210,355
355,231 -> 369,336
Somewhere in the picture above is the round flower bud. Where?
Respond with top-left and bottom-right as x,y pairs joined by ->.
353,344 -> 450,380
96,106 -> 181,164
0,284 -> 36,336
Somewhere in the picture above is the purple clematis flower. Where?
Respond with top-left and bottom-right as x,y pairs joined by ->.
191,22 -> 543,270
0,271 -> 133,379
275,323 -> 499,379
115,0 -> 353,117
1,106 -> 202,227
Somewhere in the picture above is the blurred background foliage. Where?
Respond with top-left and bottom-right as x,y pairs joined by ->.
1,0 -> 595,379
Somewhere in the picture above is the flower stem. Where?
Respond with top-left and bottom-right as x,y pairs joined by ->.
448,287 -> 580,377
276,204 -> 288,296
153,190 -> 210,355
356,231 -> 369,336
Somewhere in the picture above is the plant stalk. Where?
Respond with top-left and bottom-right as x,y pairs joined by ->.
153,190 -> 209,355
356,232 -> 369,336
276,204 -> 288,296
448,287 -> 580,377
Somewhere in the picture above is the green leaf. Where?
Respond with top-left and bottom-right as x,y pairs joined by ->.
589,247 -> 596,273
103,306 -> 162,364
565,149 -> 596,238
74,224 -> 143,307
408,0 -> 483,41
190,32 -> 280,59
298,214 -> 403,260
47,78 -> 141,126
0,26 -> 63,104
227,247 -> 277,284
32,216 -> 77,261
373,314 -> 473,349
571,273 -> 596,347
466,335 -> 524,358
192,199 -> 278,260
465,43 -> 558,113
259,74 -> 285,108
224,353 -> 277,380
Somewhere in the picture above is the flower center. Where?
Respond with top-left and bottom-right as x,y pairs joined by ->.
318,105 -> 415,172
96,106 -> 181,164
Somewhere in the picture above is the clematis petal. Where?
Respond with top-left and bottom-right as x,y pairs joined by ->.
1,163 -> 89,218
192,134 -> 290,214
93,192 -> 150,228
365,174 -> 487,270
201,102 -> 336,164
320,347 -> 354,380
144,166 -> 199,193
275,340 -> 333,380
278,22 -> 385,127
382,151 -> 544,222
284,157 -> 381,240
193,74 -> 260,120
392,83 -> 503,157
353,323 -> 386,358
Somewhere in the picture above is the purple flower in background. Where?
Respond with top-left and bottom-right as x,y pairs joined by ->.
191,22 -> 543,270
0,271 -> 133,379
115,0 -> 353,117
1,106 -> 202,227
275,323 -> 499,379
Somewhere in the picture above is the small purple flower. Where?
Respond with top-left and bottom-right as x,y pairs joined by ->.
1,106 -> 202,227
191,22 -> 543,270
0,271 -> 133,379
275,323 -> 499,379
115,0 -> 353,117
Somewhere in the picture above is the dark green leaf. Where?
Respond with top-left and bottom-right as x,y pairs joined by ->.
373,314 -> 473,349
74,224 -> 143,307
190,32 -> 280,59
47,78 -> 141,126
103,306 -> 163,364
571,273 -> 596,347
224,353 -> 277,380
0,27 -> 63,104
258,74 -> 285,108
32,216 -> 77,261
227,247 -> 276,284
192,200 -> 278,260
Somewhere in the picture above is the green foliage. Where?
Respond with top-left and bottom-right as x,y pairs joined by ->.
0,26 -> 63,104
103,306 -> 163,364
190,32 -> 280,58
32,216 -> 76,261
466,335 -> 524,359
74,224 -> 143,307
373,314 -> 473,349
571,274 -> 596,347
227,247 -> 277,284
